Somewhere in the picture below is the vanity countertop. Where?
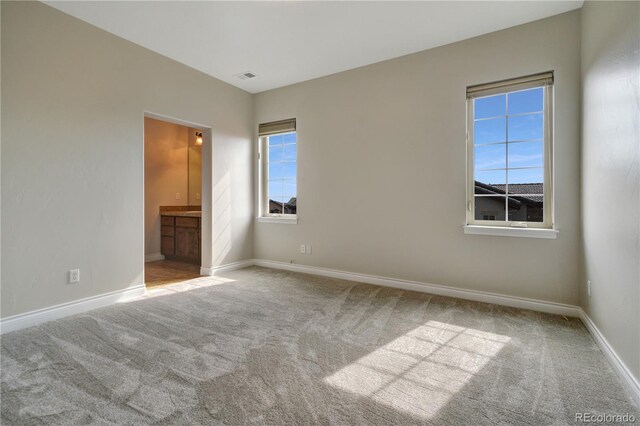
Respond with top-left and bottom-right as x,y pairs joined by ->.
160,211 -> 202,218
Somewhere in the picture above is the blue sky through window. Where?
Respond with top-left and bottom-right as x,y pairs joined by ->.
473,87 -> 544,189
268,132 -> 297,205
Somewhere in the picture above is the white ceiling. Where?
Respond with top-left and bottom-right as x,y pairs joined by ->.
45,1 -> 583,94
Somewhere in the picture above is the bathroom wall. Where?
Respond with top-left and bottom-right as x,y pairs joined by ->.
144,117 -> 189,258
188,127 -> 203,207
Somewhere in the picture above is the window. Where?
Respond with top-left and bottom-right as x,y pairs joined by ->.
258,118 -> 297,221
466,72 -> 553,230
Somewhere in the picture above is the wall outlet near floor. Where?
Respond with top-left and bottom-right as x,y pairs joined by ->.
175,192 -> 181,200
69,269 -> 80,284
300,244 -> 312,254
587,280 -> 591,297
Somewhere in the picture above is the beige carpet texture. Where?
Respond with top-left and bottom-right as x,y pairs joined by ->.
1,267 -> 638,425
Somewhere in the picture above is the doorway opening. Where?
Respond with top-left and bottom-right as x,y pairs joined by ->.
143,113 -> 209,288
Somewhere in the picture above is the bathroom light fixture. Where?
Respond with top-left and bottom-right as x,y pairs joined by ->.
195,131 -> 203,145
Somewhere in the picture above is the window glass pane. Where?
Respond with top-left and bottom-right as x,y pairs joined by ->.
506,165 -> 543,222
508,113 -> 543,141
474,196 -> 506,221
507,141 -> 543,169
283,143 -> 296,161
284,202 -> 296,214
474,170 -> 506,195
283,133 -> 296,144
528,200 -> 544,222
268,134 -> 283,145
508,87 -> 543,115
508,197 -> 543,222
268,180 -> 283,198
474,94 -> 506,119
269,198 -> 285,214
283,180 -> 296,199
268,162 -> 284,180
264,131 -> 297,216
507,183 -> 543,198
269,145 -> 283,162
469,82 -> 548,225
281,162 -> 296,180
282,180 -> 297,214
508,168 -> 543,185
474,143 -> 506,170
474,118 -> 506,144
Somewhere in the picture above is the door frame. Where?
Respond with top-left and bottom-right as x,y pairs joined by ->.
142,111 -> 213,283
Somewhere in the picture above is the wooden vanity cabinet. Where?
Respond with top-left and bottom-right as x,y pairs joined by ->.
160,215 -> 201,263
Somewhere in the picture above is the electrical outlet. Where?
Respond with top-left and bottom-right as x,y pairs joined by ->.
196,193 -> 201,200
306,245 -> 312,254
69,269 -> 80,284
587,280 -> 591,297
300,244 -> 306,254
175,192 -> 181,200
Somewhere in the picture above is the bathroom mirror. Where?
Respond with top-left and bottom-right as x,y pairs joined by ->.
188,129 -> 202,206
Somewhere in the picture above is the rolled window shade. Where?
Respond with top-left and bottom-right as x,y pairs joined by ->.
467,71 -> 553,98
259,118 -> 296,136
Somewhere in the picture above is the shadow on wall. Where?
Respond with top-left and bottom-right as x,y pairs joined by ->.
213,171 -> 232,265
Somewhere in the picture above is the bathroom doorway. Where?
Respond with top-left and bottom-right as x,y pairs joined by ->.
143,113 -> 208,288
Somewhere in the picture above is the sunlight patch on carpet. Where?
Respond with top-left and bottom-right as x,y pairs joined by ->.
324,320 -> 510,419
140,276 -> 237,299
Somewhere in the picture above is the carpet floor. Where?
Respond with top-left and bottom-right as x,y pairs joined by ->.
1,266 -> 638,425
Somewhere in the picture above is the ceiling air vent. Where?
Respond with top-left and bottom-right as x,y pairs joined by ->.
236,71 -> 257,80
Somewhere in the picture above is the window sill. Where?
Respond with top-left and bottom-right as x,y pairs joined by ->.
257,216 -> 298,225
463,225 -> 558,239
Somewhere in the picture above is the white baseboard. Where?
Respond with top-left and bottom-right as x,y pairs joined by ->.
145,253 -> 165,262
252,259 -> 581,317
0,284 -> 146,334
579,309 -> 640,406
200,259 -> 255,276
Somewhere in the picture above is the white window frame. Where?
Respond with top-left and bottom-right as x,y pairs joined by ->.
257,130 -> 298,224
465,74 -> 555,236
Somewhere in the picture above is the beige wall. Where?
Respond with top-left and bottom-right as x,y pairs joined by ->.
581,1 -> 640,381
144,117 -> 189,257
254,11 -> 582,304
1,2 -> 254,318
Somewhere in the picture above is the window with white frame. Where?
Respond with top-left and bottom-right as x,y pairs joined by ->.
258,118 -> 297,219
466,72 -> 554,229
